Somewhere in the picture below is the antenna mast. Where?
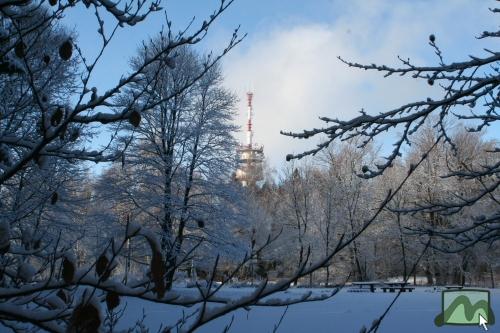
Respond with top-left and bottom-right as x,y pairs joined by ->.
235,91 -> 264,187
246,92 -> 254,147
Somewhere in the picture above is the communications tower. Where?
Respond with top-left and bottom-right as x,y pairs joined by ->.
235,92 -> 264,187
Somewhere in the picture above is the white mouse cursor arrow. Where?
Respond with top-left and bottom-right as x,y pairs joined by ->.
479,314 -> 488,331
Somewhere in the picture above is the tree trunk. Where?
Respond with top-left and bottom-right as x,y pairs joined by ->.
396,213 -> 407,278
326,266 -> 330,287
352,242 -> 364,281
490,264 -> 495,289
424,264 -> 434,285
461,258 -> 469,286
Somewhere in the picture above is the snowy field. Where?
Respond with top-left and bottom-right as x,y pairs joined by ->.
118,287 -> 499,332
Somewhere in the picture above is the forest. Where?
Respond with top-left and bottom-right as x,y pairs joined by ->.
0,0 -> 499,332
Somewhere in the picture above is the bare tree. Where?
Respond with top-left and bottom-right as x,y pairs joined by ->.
323,141 -> 378,281
109,44 -> 250,289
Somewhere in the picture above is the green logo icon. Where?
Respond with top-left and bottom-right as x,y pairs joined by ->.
434,289 -> 495,329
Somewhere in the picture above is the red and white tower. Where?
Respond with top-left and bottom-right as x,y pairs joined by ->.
235,92 -> 264,187
246,92 -> 254,147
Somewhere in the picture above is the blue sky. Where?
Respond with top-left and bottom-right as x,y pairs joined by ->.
63,0 -> 499,172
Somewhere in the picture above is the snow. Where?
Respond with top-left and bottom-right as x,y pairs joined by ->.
116,287 -> 500,332
45,294 -> 66,309
139,228 -> 161,253
64,252 -> 76,265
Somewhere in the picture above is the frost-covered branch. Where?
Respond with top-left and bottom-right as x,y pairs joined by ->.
283,3 -> 500,251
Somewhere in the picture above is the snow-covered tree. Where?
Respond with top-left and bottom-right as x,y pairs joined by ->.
0,2 -> 345,330
282,3 -> 499,330
283,2 -> 500,253
0,0 -> 259,330
107,44 -> 251,288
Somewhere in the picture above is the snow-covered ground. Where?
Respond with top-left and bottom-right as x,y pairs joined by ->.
118,287 -> 499,332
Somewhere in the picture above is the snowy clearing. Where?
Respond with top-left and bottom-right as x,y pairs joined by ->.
118,287 -> 499,332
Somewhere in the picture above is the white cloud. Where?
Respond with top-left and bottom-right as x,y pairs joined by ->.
221,0 -> 496,169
